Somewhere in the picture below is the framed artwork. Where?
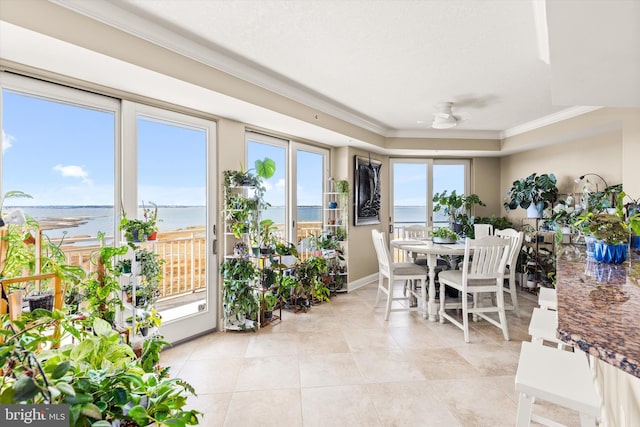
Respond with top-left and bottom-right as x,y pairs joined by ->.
354,155 -> 381,226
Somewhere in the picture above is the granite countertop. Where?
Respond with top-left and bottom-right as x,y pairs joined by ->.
556,244 -> 640,378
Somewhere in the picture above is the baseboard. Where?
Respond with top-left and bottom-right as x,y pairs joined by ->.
347,273 -> 377,292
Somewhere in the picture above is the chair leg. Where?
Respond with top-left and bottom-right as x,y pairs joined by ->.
462,292 -> 470,343
516,392 -> 534,427
509,275 -> 520,318
496,287 -> 510,341
374,274 -> 382,308
421,278 -> 427,319
439,282 -> 446,324
385,278 -> 393,321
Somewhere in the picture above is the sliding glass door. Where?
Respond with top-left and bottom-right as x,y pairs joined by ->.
123,102 -> 217,343
390,158 -> 469,240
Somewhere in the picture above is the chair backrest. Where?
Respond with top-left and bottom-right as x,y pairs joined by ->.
403,224 -> 429,239
474,223 -> 494,239
461,236 -> 510,286
371,229 -> 392,276
495,228 -> 524,269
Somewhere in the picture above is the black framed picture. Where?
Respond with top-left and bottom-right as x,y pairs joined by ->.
354,155 -> 381,226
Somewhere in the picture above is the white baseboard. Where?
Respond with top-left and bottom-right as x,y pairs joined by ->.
347,273 -> 377,292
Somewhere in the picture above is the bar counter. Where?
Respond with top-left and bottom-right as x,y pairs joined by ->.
556,244 -> 640,377
557,244 -> 640,425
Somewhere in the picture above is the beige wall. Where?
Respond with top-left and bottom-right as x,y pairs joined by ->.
471,157 -> 501,218
500,111 -> 628,225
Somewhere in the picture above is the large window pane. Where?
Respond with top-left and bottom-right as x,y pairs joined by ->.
432,163 -> 466,227
2,89 -> 116,242
247,138 -> 286,239
393,163 -> 427,226
296,150 -> 323,243
137,114 -> 208,324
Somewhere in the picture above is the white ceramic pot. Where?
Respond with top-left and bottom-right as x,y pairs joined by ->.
527,204 -> 542,218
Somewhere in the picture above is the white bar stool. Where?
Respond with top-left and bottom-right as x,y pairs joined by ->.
528,307 -> 566,349
538,287 -> 557,310
515,341 -> 601,427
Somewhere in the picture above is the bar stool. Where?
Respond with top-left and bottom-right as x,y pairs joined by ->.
528,307 -> 566,350
538,287 -> 557,310
515,341 -> 601,426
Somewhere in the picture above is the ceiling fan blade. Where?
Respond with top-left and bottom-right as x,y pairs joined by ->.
454,112 -> 472,122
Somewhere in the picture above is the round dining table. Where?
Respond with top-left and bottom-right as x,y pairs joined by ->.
390,238 -> 467,321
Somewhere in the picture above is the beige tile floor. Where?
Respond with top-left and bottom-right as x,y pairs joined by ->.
160,282 -> 580,426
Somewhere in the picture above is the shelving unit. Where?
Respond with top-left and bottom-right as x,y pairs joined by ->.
222,180 -> 283,330
521,218 -> 556,291
118,242 -> 159,350
322,191 -> 349,293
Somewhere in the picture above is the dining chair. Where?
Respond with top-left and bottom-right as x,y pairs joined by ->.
494,228 -> 524,317
402,224 -> 430,265
371,229 -> 427,320
473,223 -> 494,239
438,236 -> 511,342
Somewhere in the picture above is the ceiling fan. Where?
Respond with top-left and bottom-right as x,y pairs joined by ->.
431,102 -> 471,129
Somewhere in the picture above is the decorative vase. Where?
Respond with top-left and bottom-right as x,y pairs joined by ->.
148,231 -> 157,241
328,201 -> 338,209
593,240 -> 627,264
585,235 -> 597,259
527,204 -> 542,218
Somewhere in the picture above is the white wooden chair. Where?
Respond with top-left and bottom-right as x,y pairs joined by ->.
402,224 -> 430,265
495,228 -> 524,317
438,236 -> 511,342
371,229 -> 427,320
473,223 -> 494,239
515,341 -> 601,426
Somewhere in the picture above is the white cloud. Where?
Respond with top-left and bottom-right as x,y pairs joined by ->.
275,179 -> 286,191
2,130 -> 15,152
53,164 -> 92,185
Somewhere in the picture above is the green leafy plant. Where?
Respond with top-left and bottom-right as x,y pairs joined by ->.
81,233 -> 128,324
433,190 -> 485,236
503,172 -> 558,214
295,256 -> 329,304
430,227 -> 459,241
0,315 -> 200,426
221,257 -> 260,329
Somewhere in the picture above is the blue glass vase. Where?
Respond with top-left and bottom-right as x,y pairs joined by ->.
593,241 -> 627,264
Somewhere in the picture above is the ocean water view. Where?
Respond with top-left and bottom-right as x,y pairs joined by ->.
8,205 -> 439,239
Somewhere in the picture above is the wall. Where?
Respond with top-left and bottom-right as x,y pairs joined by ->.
500,110 -> 627,225
471,157 -> 501,218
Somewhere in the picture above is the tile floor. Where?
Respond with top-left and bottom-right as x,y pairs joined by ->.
160,282 -> 580,426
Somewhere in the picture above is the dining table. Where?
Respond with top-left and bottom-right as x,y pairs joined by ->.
390,238 -> 467,322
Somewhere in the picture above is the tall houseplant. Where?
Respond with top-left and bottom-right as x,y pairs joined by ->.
503,173 -> 558,218
432,190 -> 485,235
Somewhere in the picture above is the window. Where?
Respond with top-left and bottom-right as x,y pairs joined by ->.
246,132 -> 328,244
390,159 -> 469,236
1,74 -> 118,242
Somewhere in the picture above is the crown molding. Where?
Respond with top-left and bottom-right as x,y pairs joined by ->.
386,128 -> 501,140
501,106 -> 602,139
52,0 -> 390,136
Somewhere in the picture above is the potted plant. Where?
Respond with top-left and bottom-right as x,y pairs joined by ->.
82,232 -> 129,324
119,205 -> 158,246
430,227 -> 459,244
1,315 -> 200,426
503,173 -> 558,218
294,256 -> 329,306
224,157 -> 276,187
433,190 -> 485,235
275,240 -> 298,267
261,290 -> 278,320
221,257 -> 260,329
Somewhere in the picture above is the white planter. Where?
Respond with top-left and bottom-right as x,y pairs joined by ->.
527,204 -> 542,218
